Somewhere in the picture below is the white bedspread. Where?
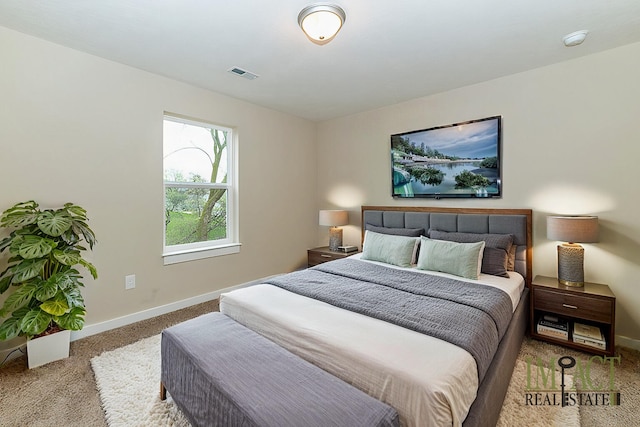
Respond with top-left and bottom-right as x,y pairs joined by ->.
220,261 -> 524,427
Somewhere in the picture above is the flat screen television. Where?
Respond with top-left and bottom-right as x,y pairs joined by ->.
391,116 -> 502,198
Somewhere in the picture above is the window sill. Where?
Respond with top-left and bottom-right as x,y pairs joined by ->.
163,243 -> 241,265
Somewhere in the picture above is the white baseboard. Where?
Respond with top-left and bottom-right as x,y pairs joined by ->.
31,275 -> 640,355
615,334 -> 640,352
70,276 -> 271,342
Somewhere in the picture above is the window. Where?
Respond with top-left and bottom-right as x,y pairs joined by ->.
163,115 -> 238,264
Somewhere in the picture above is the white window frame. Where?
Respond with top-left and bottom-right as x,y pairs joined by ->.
162,114 -> 240,265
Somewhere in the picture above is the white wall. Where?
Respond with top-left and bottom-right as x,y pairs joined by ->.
3,23 -> 639,348
0,26 -> 318,328
317,42 -> 640,345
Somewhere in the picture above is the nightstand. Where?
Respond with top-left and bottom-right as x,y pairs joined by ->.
530,275 -> 616,356
307,246 -> 356,267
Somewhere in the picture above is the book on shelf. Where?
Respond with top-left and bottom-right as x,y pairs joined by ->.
537,314 -> 568,328
573,322 -> 604,341
536,315 -> 569,340
572,322 -> 606,349
536,314 -> 569,341
538,318 -> 568,331
537,324 -> 568,340
573,335 -> 606,349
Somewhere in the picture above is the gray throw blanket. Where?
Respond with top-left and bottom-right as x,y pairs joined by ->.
264,258 -> 513,382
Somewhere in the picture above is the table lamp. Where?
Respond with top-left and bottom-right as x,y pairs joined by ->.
547,216 -> 599,287
319,210 -> 348,251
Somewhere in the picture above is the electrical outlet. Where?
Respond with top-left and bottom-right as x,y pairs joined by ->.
125,274 -> 136,290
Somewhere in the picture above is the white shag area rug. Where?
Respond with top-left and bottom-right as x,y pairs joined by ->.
91,335 -> 580,427
91,335 -> 190,427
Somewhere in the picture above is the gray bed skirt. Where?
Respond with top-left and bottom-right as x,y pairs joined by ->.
463,287 -> 530,427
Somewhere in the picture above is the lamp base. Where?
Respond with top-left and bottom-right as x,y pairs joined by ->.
328,227 -> 343,251
557,243 -> 585,287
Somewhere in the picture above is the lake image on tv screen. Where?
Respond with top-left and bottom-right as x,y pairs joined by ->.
391,118 -> 500,198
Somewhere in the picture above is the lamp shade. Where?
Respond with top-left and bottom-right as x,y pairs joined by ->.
319,210 -> 348,227
547,216 -> 598,243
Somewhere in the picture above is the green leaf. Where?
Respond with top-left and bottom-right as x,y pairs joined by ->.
52,248 -> 81,266
20,309 -> 52,336
14,224 -> 40,236
0,261 -> 19,284
10,258 -> 46,283
0,276 -> 11,294
60,229 -> 79,246
0,316 -> 22,340
64,203 -> 88,220
37,210 -> 72,237
62,286 -> 85,309
79,259 -> 98,279
0,235 -> 12,252
0,201 -> 39,229
72,220 -> 97,249
55,306 -> 85,331
15,235 -> 57,259
40,293 -> 69,316
55,269 -> 80,291
35,278 -> 58,302
8,235 -> 25,256
0,282 -> 37,315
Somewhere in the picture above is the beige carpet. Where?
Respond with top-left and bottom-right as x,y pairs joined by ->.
0,301 -> 217,427
497,360 -> 578,427
516,337 -> 640,427
1,299 -> 638,426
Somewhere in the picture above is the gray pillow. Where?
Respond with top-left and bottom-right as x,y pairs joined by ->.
507,245 -> 517,271
361,231 -> 420,268
365,224 -> 425,237
428,230 -> 514,278
416,237 -> 485,280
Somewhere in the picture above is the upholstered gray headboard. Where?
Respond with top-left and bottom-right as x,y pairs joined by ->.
361,206 -> 533,287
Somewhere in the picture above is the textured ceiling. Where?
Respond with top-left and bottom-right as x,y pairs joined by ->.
1,0 -> 639,121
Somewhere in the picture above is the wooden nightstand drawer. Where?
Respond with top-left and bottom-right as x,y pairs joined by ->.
307,246 -> 356,267
534,288 -> 613,324
308,252 -> 341,266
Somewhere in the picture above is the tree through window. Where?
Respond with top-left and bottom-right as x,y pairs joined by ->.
163,115 -> 237,259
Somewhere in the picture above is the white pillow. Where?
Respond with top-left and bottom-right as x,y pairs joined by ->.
416,236 -> 485,279
361,231 -> 420,268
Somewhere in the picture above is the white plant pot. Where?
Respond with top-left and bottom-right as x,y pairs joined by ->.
27,329 -> 71,369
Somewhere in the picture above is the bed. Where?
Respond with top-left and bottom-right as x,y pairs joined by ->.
220,206 -> 532,427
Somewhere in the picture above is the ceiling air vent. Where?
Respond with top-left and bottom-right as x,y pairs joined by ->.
227,67 -> 259,80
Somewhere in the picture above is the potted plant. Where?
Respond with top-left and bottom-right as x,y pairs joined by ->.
0,201 -> 97,368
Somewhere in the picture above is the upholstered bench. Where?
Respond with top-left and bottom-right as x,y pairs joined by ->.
161,312 -> 399,427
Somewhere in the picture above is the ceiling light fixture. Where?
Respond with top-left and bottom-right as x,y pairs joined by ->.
298,3 -> 346,45
563,30 -> 589,47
